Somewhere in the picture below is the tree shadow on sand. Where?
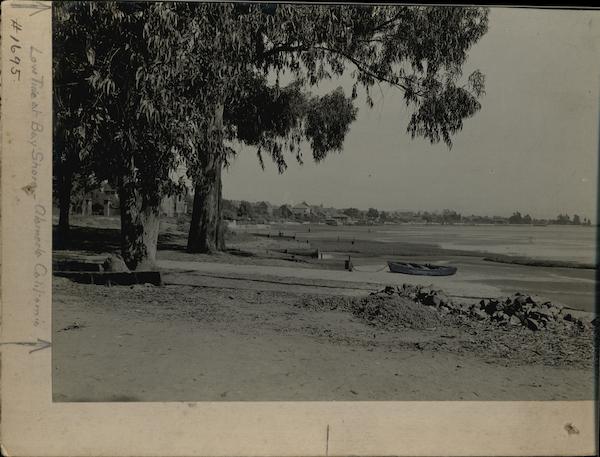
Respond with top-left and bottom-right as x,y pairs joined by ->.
53,225 -> 121,254
53,224 -> 246,256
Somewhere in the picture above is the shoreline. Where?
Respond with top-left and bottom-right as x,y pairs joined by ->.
483,255 -> 596,270
247,228 -> 596,272
53,220 -> 598,312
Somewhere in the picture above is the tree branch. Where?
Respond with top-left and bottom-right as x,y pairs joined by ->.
313,45 -> 425,96
257,40 -> 308,61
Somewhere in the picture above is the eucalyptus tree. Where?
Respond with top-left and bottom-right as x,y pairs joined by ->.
173,3 -> 489,253
54,2 -> 188,269
53,2 -> 489,267
186,73 -> 357,251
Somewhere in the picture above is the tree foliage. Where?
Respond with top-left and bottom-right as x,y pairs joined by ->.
54,3 -> 189,201
237,201 -> 253,219
171,4 -> 489,170
367,208 -> 380,219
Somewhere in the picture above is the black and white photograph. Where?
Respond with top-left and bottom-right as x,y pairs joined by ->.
50,2 -> 598,403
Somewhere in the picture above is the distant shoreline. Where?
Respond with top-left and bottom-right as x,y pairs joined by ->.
482,255 -> 597,270
233,220 -> 598,228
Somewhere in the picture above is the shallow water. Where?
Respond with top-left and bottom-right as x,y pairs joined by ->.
258,223 -> 597,264
376,224 -> 596,264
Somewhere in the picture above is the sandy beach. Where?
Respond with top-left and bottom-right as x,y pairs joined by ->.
52,219 -> 597,402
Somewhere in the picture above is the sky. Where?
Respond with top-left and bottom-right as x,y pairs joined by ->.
222,7 -> 600,221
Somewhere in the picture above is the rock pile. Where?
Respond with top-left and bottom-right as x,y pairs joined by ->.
371,285 -> 587,331
351,293 -> 441,330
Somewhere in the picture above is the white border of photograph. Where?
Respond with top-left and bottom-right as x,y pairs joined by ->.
0,2 -> 596,455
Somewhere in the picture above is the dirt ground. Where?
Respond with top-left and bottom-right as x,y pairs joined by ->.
53,274 -> 595,402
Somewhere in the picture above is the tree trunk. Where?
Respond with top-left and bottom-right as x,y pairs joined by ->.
187,156 -> 224,253
56,167 -> 73,246
187,103 -> 226,253
215,164 -> 225,251
118,159 -> 161,271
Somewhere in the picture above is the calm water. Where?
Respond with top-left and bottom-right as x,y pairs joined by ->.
376,224 -> 596,264
269,223 -> 597,264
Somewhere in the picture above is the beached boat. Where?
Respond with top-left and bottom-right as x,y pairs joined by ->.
387,261 -> 457,276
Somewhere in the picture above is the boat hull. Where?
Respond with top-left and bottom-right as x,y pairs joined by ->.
387,261 -> 457,276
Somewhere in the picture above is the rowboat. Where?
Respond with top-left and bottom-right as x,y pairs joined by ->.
387,261 -> 457,276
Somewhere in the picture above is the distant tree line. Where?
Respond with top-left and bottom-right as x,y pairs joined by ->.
507,211 -> 591,226
220,202 -> 594,226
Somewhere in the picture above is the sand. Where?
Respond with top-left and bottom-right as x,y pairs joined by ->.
53,275 -> 595,402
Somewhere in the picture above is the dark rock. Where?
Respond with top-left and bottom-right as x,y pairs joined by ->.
484,300 -> 499,315
457,303 -> 471,315
509,315 -> 521,326
514,295 -> 528,307
530,308 -> 553,321
525,318 -> 540,331
471,308 -> 488,320
383,286 -> 395,295
420,294 -> 434,306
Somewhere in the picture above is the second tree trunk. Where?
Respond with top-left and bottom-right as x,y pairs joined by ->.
187,102 -> 226,253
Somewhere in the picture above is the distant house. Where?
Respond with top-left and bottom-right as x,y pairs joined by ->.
291,202 -> 312,217
255,201 -> 274,216
75,181 -> 188,218
320,207 -> 338,217
161,194 -> 188,217
278,204 -> 293,219
324,211 -> 351,225
492,216 -> 508,224
332,213 -> 351,224
78,182 -> 119,216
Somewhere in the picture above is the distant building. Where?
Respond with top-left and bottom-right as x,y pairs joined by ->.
291,202 -> 312,217
160,195 -> 188,217
278,204 -> 293,219
332,213 -> 351,224
492,216 -> 508,224
311,206 -> 328,220
77,182 -> 119,216
255,201 -> 274,216
74,181 -> 188,218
